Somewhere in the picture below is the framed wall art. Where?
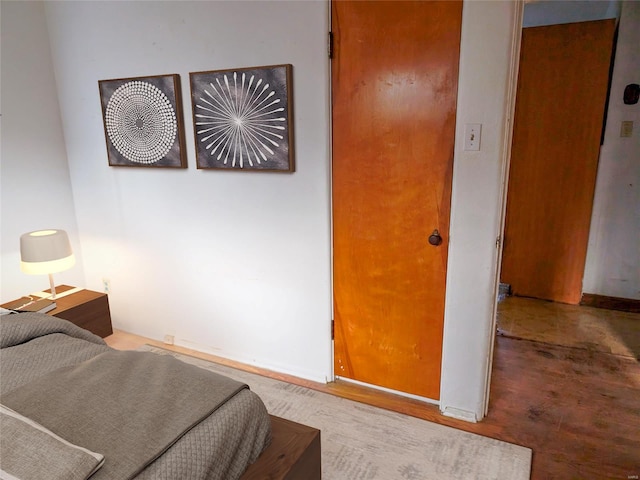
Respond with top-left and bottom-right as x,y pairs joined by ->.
98,74 -> 187,168
189,64 -> 294,172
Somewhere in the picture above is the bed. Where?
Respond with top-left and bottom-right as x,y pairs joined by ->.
0,312 -> 320,480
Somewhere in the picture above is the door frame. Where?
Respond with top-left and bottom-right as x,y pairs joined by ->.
483,0 -> 524,417
490,5 -> 621,415
327,1 -> 526,419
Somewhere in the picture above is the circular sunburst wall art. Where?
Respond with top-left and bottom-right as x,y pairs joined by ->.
98,74 -> 186,168
190,64 -> 294,172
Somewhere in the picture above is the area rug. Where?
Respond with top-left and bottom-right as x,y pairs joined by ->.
139,345 -> 532,480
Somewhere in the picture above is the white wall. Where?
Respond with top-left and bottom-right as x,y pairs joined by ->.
1,0 -> 523,421
0,1 -> 85,300
41,0 -> 333,382
583,0 -> 640,300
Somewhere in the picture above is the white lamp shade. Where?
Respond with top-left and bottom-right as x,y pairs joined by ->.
20,229 -> 75,275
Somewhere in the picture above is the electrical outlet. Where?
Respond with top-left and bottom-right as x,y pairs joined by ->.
102,278 -> 111,294
620,121 -> 633,138
164,335 -> 175,345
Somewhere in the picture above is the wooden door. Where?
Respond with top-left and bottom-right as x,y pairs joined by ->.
331,1 -> 462,400
501,20 -> 616,305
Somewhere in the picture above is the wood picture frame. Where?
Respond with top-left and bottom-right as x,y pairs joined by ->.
98,74 -> 187,168
189,64 -> 294,172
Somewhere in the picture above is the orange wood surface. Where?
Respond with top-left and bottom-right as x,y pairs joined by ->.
331,1 -> 462,399
501,20 -> 616,305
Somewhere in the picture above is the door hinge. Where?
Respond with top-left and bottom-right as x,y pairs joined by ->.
328,31 -> 334,59
331,320 -> 335,340
496,236 -> 502,249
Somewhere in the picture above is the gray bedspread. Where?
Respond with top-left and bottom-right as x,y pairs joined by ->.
0,312 -> 271,480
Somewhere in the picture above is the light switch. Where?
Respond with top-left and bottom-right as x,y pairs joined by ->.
620,121 -> 633,138
464,123 -> 481,151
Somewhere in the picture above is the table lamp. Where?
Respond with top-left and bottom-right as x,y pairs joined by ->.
20,229 -> 75,299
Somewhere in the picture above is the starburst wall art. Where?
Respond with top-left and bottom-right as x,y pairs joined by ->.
189,64 -> 294,172
98,74 -> 187,168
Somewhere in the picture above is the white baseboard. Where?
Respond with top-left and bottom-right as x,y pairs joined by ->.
440,406 -> 478,423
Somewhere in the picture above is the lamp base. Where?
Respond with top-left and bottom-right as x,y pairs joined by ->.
49,273 -> 58,299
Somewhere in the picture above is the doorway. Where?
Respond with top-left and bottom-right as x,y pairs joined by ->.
497,3 -> 640,359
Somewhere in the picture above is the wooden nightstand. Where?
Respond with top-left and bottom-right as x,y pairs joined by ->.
2,285 -> 113,338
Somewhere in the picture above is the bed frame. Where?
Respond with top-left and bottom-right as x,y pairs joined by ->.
241,415 -> 321,479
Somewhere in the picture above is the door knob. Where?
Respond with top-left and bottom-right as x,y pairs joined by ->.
428,229 -> 442,246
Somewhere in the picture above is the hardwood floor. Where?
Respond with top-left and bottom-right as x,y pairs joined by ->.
497,295 -> 640,359
106,302 -> 640,480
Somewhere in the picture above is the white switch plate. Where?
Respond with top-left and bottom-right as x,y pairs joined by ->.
620,121 -> 633,138
464,123 -> 481,151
